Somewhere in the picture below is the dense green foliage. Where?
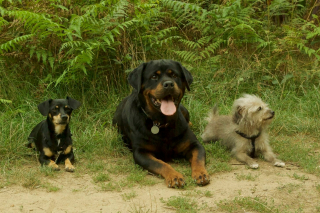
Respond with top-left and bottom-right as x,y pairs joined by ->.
0,0 -> 320,105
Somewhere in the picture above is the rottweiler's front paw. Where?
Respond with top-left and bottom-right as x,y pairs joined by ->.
165,171 -> 185,188
192,168 -> 210,186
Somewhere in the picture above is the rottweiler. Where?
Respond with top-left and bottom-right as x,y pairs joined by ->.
113,59 -> 210,188
27,97 -> 81,172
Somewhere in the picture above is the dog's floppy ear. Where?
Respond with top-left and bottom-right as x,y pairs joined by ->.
233,106 -> 243,124
177,62 -> 193,91
67,97 -> 82,110
38,99 -> 52,116
128,63 -> 147,93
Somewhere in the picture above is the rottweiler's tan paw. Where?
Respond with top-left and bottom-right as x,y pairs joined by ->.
192,168 -> 210,186
165,171 -> 185,188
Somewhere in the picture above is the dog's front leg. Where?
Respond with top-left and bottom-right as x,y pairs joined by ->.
256,137 -> 285,167
186,144 -> 210,186
63,145 -> 75,172
39,149 -> 60,171
133,149 -> 185,188
233,151 -> 259,169
261,150 -> 285,167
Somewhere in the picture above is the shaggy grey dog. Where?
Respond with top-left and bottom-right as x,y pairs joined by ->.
201,94 -> 285,169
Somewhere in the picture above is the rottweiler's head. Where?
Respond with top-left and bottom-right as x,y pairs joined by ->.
38,97 -> 81,126
128,60 -> 193,116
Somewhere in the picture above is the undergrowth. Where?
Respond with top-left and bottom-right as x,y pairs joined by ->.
0,0 -> 320,197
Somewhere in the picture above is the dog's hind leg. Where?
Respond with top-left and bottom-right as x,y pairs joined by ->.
201,130 -> 218,143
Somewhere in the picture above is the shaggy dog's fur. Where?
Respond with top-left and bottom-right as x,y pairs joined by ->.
201,94 -> 285,169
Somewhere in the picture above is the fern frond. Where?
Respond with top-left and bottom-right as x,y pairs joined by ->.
0,34 -> 34,53
162,0 -> 205,14
172,50 -> 201,62
3,9 -> 63,34
110,0 -> 129,18
200,39 -> 224,57
0,17 -> 9,29
178,39 -> 201,50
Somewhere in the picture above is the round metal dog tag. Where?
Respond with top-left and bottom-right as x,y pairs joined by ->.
151,125 -> 159,134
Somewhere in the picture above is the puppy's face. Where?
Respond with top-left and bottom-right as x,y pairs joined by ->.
38,97 -> 82,126
128,60 -> 193,116
233,95 -> 275,128
48,99 -> 72,125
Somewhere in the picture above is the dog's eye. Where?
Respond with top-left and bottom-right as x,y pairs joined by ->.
257,107 -> 262,111
151,75 -> 158,80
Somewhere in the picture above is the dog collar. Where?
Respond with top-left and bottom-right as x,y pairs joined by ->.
141,108 -> 169,134
235,131 -> 261,158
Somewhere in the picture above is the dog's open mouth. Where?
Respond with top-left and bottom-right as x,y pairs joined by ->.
150,95 -> 178,116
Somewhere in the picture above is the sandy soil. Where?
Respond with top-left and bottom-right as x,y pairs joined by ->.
1,160 -> 319,213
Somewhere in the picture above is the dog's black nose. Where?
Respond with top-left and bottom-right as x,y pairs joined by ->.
271,111 -> 275,115
163,81 -> 174,89
61,114 -> 68,121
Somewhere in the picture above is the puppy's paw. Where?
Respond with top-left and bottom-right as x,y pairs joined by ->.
192,168 -> 210,186
249,163 -> 259,169
65,165 -> 75,172
274,161 -> 285,167
165,171 -> 185,188
48,160 -> 60,171
64,158 -> 75,172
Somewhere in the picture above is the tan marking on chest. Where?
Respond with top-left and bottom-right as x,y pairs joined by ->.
54,124 -> 66,135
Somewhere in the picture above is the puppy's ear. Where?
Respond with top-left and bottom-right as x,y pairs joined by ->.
233,106 -> 243,124
177,62 -> 193,91
38,99 -> 52,116
128,63 -> 147,93
67,97 -> 82,110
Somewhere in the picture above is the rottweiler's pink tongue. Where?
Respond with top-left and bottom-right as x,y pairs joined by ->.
160,99 -> 176,116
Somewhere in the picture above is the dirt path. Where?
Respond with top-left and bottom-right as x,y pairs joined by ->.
1,161 -> 319,213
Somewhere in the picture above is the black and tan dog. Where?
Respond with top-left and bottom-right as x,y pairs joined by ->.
27,97 -> 81,172
113,59 -> 210,188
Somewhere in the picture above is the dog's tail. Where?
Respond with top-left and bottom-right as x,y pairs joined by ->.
205,104 -> 219,122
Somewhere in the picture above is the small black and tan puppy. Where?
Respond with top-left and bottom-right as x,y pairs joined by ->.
27,97 -> 81,172
113,59 -> 210,188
